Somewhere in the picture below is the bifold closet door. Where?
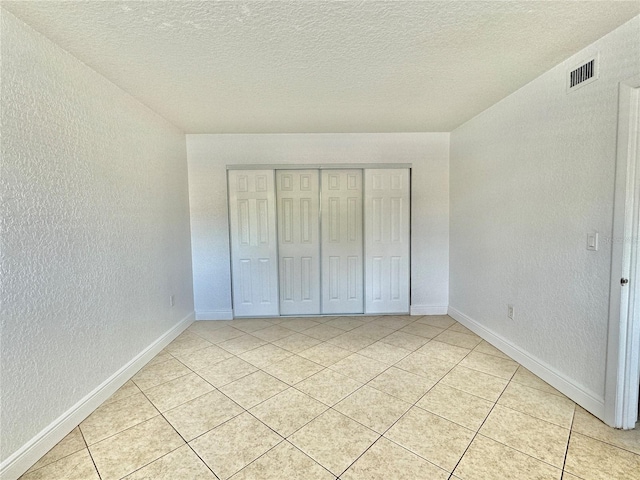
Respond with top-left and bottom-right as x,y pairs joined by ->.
321,170 -> 364,314
276,170 -> 321,315
365,169 -> 410,313
228,170 -> 279,317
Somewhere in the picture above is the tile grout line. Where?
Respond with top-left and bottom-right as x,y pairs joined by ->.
331,336 -> 470,478
163,326 -> 582,478
443,362 -> 517,478
36,316 -> 626,480
78,426 -> 103,480
560,408 -> 577,480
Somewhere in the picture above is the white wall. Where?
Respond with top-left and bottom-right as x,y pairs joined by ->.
450,16 -> 640,409
187,133 -> 449,319
0,9 -> 194,467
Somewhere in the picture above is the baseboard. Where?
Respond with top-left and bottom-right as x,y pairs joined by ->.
447,306 -> 606,420
195,310 -> 234,320
0,312 -> 194,480
410,305 -> 448,315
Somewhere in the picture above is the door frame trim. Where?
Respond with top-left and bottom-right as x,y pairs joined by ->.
605,75 -> 640,429
227,163 -> 412,171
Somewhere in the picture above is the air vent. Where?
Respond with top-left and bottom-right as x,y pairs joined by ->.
567,56 -> 598,92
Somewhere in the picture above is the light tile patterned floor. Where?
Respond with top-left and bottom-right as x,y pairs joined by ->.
20,315 -> 640,480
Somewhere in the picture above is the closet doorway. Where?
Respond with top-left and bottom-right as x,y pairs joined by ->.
227,166 -> 410,317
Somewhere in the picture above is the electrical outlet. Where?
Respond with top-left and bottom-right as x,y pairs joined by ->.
169,295 -> 175,307
507,304 -> 514,320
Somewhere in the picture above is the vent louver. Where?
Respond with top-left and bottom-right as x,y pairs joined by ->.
568,56 -> 598,91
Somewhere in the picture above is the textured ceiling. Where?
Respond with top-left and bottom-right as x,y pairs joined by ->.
4,1 -> 639,133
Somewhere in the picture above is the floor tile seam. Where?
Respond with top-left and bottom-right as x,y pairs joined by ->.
110,444 -> 187,480
355,361 -> 419,404
422,377 -> 498,407
174,352 -> 240,373
133,365 -> 205,393
321,399 -> 389,436
363,358 -> 465,440
246,399 -> 330,441
216,336 -> 269,354
568,429 -> 640,458
485,402 -> 573,436
254,358 -> 329,384
331,432 -> 387,479
21,447 -> 86,477
181,408 -> 247,445
69,427 -> 103,480
236,407 -> 349,478
24,427 -> 90,475
144,354 -> 176,368
495,397 -> 573,430
228,438 -> 336,480
335,434 -> 453,480
167,342 -> 218,357
185,443 -> 222,480
287,382 -> 352,408
378,434 -> 454,475
188,327 -> 243,343
446,369 -> 517,477
434,338 -> 484,351
473,432 -> 566,472
508,377 -> 569,398
149,380 -> 223,415
132,364 -> 194,392
82,409 -> 164,448
218,368 -> 291,409
470,348 -> 512,362
102,390 -> 141,407
238,351 -> 296,369
262,343 -> 336,370
560,411 -> 578,478
196,364 -> 260,389
251,330 -> 299,343
450,360 -> 517,383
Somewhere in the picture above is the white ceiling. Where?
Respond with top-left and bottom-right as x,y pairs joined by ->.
4,1 -> 639,133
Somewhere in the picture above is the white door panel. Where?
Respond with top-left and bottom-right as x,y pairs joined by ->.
228,170 -> 279,316
365,169 -> 410,313
321,170 -> 364,314
277,170 -> 321,315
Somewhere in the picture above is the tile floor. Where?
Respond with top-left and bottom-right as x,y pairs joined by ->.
20,315 -> 640,480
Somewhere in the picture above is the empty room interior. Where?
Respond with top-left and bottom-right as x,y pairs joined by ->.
2,1 -> 640,479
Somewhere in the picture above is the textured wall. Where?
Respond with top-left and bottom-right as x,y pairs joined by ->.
450,16 -> 640,399
0,10 -> 193,462
187,133 -> 449,318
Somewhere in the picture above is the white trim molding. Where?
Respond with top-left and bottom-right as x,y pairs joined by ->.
195,310 -> 234,320
410,305 -> 448,316
0,312 -> 194,480
605,74 -> 640,429
448,307 -> 606,419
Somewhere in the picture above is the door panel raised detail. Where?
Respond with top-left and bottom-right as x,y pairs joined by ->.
321,170 -> 364,314
364,169 -> 410,314
276,170 -> 321,315
228,170 -> 279,317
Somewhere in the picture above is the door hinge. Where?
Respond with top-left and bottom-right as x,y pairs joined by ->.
621,278 -> 629,286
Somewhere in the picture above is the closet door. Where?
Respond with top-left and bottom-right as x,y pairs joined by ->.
228,170 -> 279,317
276,170 -> 321,315
321,170 -> 364,314
365,169 -> 410,314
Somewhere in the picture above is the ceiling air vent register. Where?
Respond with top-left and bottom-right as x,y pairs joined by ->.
567,55 -> 599,92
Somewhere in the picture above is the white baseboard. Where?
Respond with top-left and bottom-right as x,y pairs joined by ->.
196,310 -> 233,320
447,306 -> 605,420
0,312 -> 194,480
410,305 -> 448,315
